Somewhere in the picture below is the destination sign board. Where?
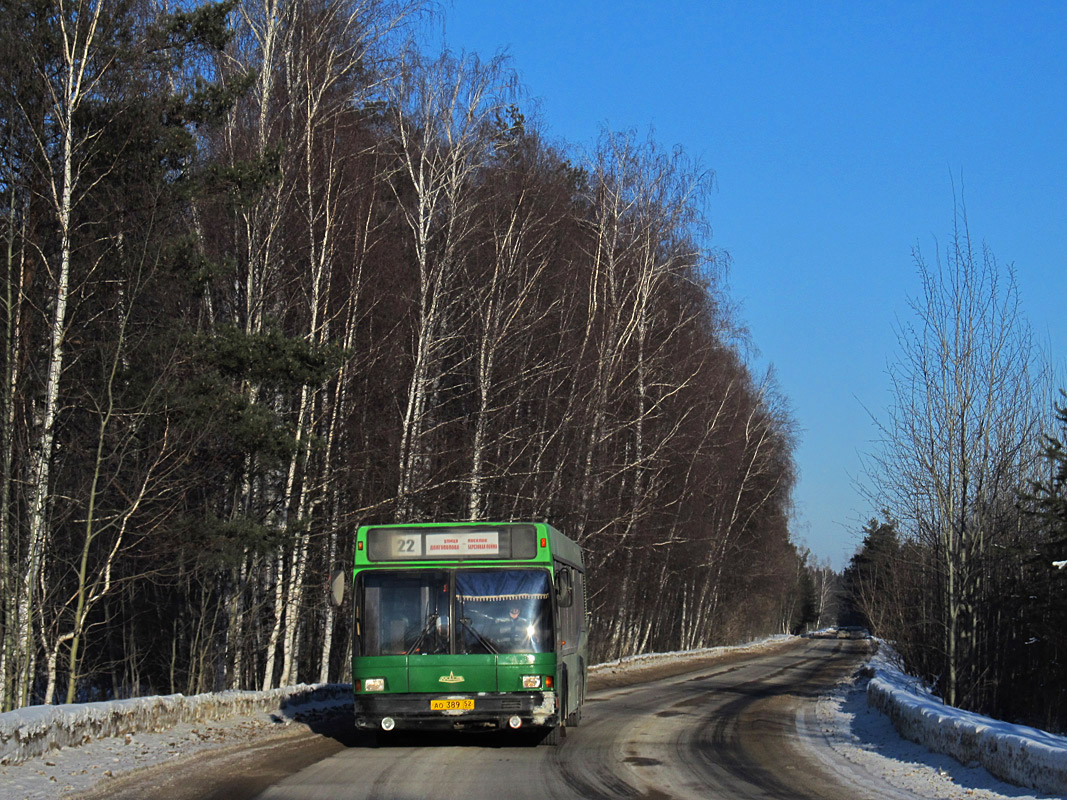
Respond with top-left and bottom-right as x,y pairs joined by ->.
365,525 -> 536,562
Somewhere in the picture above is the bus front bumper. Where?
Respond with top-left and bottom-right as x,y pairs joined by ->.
353,691 -> 558,731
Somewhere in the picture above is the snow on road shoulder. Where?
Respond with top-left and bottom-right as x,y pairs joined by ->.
589,633 -> 792,673
587,634 -> 794,687
0,709 -> 316,800
867,647 -> 1067,796
798,645 -> 1065,800
0,692 -> 349,800
0,683 -> 350,767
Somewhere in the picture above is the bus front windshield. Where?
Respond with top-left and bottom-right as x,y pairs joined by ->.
360,568 -> 552,656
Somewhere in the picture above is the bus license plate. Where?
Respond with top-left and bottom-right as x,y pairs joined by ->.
431,699 -> 474,711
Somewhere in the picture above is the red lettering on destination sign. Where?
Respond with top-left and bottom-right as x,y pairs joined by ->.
422,532 -> 499,556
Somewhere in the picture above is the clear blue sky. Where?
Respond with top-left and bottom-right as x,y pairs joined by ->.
439,1 -> 1067,570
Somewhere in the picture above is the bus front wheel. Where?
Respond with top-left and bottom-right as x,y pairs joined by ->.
539,724 -> 564,746
566,674 -> 584,728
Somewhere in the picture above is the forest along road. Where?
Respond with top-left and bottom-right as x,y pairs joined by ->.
84,638 -> 874,800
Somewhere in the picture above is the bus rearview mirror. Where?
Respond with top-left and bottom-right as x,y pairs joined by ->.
329,569 -> 346,607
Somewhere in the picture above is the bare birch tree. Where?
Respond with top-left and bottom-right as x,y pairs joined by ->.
868,206 -> 1050,708
0,18 -> 36,707
387,48 -> 514,520
209,0 -> 423,691
7,0 -> 116,708
577,132 -> 721,655
273,0 -> 417,687
0,3 -> 806,696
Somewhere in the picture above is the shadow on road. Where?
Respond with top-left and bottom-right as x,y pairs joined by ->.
300,710 -> 549,749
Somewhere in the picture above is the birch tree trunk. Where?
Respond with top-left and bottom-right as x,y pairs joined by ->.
13,0 -> 108,708
0,164 -> 29,710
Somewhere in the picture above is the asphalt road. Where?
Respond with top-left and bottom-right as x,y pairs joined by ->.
261,637 -> 870,799
81,637 -> 873,800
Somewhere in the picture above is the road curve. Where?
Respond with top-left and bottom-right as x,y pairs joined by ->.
78,638 -> 873,800
253,637 -> 869,800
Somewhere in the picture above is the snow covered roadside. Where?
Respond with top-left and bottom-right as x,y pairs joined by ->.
0,683 -> 350,766
0,701 -> 347,800
795,643 -> 1066,800
587,633 -> 794,684
864,647 -> 1067,796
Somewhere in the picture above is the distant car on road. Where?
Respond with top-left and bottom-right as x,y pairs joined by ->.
838,626 -> 870,640
806,626 -> 869,640
807,627 -> 839,639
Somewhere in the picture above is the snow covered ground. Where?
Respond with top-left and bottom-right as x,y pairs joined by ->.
1,637 -> 1065,799
799,645 -> 1067,800
0,689 -> 348,799
0,712 -> 309,799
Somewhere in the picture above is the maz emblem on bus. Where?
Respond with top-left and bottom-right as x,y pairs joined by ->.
439,671 -> 465,684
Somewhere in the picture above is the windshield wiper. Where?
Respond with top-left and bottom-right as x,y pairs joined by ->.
459,616 -> 499,654
406,611 -> 439,655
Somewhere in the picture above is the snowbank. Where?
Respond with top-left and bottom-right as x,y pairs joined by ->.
0,683 -> 351,767
867,650 -> 1067,796
588,635 -> 792,675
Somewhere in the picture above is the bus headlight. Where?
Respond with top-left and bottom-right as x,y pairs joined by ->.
364,678 -> 386,692
521,675 -> 542,689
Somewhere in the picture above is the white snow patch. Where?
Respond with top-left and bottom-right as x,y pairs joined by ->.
795,644 -> 1065,800
864,647 -> 1067,796
0,683 -> 350,768
0,686 -> 352,799
0,711 -> 307,800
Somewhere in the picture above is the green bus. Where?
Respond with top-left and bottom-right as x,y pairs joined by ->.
336,521 -> 587,743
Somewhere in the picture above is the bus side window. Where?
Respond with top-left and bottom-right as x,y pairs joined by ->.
556,563 -> 582,650
556,566 -> 573,608
574,570 -> 586,626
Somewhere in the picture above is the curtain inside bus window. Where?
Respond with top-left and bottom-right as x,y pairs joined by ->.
361,571 -> 449,656
455,569 -> 552,655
